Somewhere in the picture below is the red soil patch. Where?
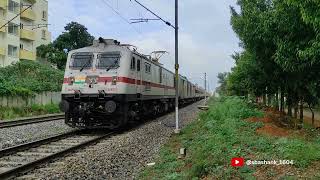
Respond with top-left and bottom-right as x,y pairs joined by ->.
256,124 -> 290,137
246,111 -> 293,137
246,116 -> 273,123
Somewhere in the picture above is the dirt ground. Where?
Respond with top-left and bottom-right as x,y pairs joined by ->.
245,109 -> 320,179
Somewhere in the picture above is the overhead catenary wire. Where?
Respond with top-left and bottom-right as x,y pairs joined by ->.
100,0 -> 142,35
0,4 -> 34,30
130,0 -> 175,29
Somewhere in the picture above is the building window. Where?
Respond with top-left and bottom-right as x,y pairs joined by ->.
42,11 -> 47,20
145,63 -> 151,73
41,30 -> 46,40
20,44 -> 23,49
8,23 -> 19,35
130,57 -> 136,70
20,23 -> 24,29
8,45 -> 18,57
8,0 -> 19,13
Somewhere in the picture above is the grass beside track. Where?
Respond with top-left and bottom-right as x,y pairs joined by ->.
139,97 -> 320,179
0,104 -> 61,120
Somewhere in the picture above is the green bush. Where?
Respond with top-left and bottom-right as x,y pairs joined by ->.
0,60 -> 64,96
0,104 -> 61,120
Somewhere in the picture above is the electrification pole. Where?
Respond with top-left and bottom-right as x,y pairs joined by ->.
174,0 -> 180,134
130,0 -> 180,133
204,73 -> 207,102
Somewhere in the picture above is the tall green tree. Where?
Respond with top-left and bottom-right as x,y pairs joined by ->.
216,72 -> 229,95
37,22 -> 95,69
53,22 -> 95,52
228,0 -> 320,127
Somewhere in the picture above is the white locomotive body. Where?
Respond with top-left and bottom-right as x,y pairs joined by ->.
60,38 -> 206,129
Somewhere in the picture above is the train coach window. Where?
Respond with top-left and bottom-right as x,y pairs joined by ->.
97,53 -> 120,69
70,53 -> 94,69
159,68 -> 163,83
145,63 -> 151,73
131,57 -> 136,70
137,60 -> 141,71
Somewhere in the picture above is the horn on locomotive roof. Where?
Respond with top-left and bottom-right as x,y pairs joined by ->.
97,37 -> 121,45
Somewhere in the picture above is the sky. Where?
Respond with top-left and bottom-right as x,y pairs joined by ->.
48,0 -> 241,92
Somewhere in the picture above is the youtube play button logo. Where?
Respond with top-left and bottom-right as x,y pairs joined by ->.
231,158 -> 244,167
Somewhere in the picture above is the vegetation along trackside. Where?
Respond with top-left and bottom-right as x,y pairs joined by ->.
0,60 -> 64,97
140,97 -> 320,179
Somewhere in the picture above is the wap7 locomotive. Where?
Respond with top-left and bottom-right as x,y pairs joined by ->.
60,38 -> 205,129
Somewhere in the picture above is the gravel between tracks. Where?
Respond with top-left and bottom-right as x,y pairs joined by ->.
0,120 -> 74,150
23,100 -> 204,180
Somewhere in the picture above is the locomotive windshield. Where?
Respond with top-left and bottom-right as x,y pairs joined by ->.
70,52 -> 94,69
97,53 -> 120,69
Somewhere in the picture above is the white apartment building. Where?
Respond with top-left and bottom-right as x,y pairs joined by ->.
0,0 -> 51,67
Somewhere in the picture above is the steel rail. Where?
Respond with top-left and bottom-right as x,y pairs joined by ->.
0,130 -> 114,179
0,114 -> 65,129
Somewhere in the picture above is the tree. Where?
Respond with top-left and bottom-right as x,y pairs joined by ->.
53,22 -> 95,52
216,72 -> 229,95
228,0 -> 320,128
37,22 -> 95,69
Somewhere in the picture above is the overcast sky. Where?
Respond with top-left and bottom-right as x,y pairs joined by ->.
48,0 -> 241,91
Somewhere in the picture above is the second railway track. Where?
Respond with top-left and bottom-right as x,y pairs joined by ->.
0,130 -> 114,179
0,114 -> 65,129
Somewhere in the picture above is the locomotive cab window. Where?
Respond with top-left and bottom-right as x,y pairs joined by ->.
97,53 -> 120,69
131,57 -> 136,70
70,53 -> 94,69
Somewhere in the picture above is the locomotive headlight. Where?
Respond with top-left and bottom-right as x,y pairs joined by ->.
105,101 -> 117,113
68,77 -> 75,85
85,76 -> 99,84
112,76 -> 117,85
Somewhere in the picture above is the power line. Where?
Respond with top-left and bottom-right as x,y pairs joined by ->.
0,4 -> 34,30
130,0 -> 175,29
100,0 -> 142,35
130,18 -> 160,24
2,23 -> 50,27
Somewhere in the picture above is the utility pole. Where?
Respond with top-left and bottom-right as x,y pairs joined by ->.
174,0 -> 180,134
204,73 -> 207,102
130,0 -> 180,134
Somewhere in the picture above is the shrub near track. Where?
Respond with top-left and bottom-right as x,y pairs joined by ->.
0,104 -> 61,120
0,60 -> 64,97
140,97 -> 320,179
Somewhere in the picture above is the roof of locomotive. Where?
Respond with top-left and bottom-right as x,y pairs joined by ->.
68,38 -> 201,88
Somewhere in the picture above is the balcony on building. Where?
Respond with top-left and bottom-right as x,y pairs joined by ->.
20,49 -> 36,61
0,19 -> 6,33
0,47 -> 5,56
20,29 -> 36,41
21,7 -> 36,21
0,0 -> 7,10
26,0 -> 36,4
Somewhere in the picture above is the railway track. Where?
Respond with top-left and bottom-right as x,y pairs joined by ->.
0,130 -> 114,179
0,114 -> 65,129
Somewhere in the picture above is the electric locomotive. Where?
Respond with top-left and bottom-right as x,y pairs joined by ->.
60,38 -> 206,129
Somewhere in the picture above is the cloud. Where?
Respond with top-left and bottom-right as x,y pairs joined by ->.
48,0 -> 241,91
